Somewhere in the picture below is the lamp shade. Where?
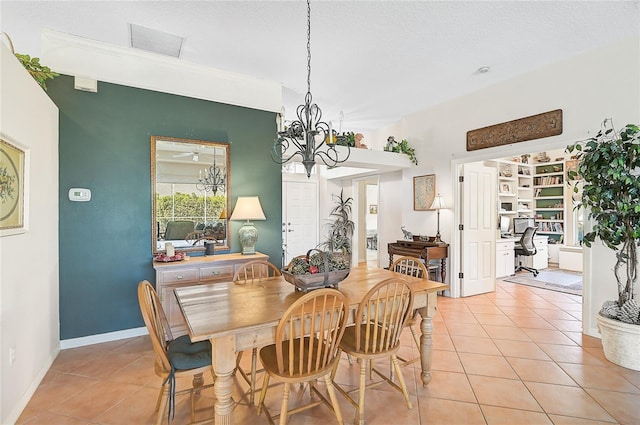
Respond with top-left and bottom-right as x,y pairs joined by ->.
430,194 -> 446,210
230,196 -> 265,255
230,196 -> 266,221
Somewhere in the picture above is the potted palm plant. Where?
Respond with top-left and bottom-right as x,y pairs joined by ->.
566,121 -> 640,370
321,189 -> 355,257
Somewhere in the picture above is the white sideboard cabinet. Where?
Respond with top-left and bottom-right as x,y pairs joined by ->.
153,252 -> 269,335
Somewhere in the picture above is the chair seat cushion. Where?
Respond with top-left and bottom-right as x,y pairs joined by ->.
339,324 -> 399,356
167,335 -> 212,370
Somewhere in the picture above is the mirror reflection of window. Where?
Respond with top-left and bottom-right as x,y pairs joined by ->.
152,136 -> 230,254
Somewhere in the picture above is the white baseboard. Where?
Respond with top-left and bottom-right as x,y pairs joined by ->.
6,328 -> 149,423
60,327 -> 148,350
5,347 -> 59,425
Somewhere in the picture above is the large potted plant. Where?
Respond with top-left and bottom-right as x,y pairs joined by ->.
567,121 -> 640,370
321,189 -> 355,257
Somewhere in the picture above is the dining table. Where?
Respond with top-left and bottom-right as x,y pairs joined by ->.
174,264 -> 448,425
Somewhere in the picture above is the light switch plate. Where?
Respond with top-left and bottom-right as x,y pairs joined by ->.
68,188 -> 91,202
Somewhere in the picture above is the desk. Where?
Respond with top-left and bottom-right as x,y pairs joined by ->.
500,236 -> 548,271
388,240 -> 449,282
175,264 -> 447,425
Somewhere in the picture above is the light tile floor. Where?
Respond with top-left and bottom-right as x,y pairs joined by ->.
17,278 -> 640,425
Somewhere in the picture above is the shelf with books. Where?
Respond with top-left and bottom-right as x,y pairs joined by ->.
490,159 -> 534,235
534,161 -> 565,243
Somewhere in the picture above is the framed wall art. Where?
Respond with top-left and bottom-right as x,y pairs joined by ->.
1,134 -> 29,236
413,174 -> 436,211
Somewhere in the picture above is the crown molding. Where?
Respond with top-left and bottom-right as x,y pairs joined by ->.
41,29 -> 282,112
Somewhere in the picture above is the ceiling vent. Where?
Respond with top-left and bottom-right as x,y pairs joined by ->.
130,23 -> 183,58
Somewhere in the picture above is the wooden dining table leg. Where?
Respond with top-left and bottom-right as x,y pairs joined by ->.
417,291 -> 438,386
212,336 -> 236,425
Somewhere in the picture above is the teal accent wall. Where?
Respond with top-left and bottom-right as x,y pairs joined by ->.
48,76 -> 282,339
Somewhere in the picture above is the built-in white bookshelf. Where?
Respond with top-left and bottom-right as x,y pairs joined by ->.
533,160 -> 565,242
489,160 -> 534,233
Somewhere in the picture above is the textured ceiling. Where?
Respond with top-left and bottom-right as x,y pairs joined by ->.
2,1 -> 638,131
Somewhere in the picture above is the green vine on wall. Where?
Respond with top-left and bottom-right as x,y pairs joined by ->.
2,32 -> 59,90
15,54 -> 59,90
385,136 -> 418,165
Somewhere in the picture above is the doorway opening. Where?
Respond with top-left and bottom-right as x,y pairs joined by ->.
354,177 -> 379,267
453,146 -> 583,298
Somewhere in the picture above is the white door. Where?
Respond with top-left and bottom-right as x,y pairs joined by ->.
461,162 -> 497,296
282,180 -> 318,265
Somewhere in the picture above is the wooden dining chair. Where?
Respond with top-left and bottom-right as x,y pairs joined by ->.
256,288 -> 349,425
233,259 -> 281,285
233,260 -> 281,405
389,256 -> 429,372
331,277 -> 414,425
137,280 -> 215,425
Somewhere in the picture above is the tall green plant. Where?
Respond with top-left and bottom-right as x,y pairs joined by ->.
566,122 -> 640,324
320,189 -> 355,254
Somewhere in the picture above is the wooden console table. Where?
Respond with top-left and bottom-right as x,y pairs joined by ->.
153,252 -> 268,335
388,240 -> 449,282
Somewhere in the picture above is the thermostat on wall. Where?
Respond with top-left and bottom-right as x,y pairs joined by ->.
68,188 -> 91,202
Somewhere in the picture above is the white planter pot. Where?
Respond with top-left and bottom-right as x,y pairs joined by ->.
596,313 -> 640,371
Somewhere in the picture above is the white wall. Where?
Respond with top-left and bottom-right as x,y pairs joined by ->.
376,171 -> 404,268
365,183 -> 378,232
369,36 -> 639,335
0,43 -> 59,423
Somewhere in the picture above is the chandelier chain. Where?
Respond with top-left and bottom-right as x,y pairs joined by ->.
271,0 -> 350,178
306,0 -> 311,95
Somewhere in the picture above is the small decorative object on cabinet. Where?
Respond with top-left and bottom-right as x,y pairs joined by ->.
567,121 -> 640,370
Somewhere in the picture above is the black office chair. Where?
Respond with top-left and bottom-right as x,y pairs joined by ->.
514,226 -> 539,277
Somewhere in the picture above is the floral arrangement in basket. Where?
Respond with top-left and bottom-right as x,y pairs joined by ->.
283,249 -> 350,292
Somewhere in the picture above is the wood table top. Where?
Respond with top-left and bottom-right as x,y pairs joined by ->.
174,265 -> 448,342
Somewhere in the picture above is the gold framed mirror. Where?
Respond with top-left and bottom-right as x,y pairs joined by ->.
151,136 -> 230,254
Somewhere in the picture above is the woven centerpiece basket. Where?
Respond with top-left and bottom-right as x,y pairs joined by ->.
282,249 -> 350,292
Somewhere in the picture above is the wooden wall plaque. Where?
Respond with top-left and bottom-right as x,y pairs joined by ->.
466,109 -> 563,151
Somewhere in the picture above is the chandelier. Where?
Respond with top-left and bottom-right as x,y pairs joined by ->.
196,148 -> 226,195
271,0 -> 350,178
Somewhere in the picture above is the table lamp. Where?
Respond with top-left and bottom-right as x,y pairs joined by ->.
430,194 -> 446,243
230,196 -> 266,255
